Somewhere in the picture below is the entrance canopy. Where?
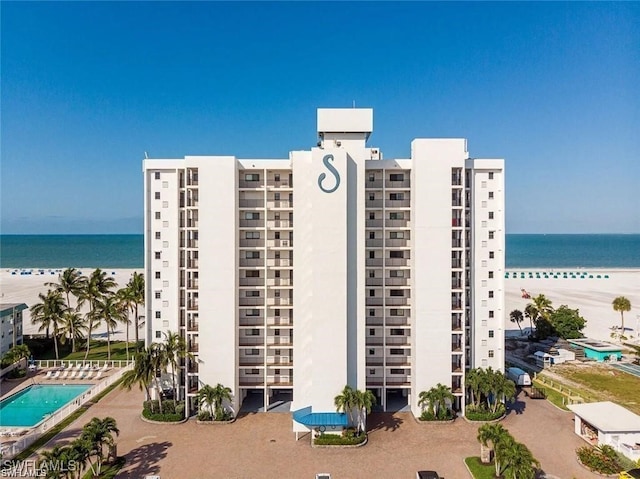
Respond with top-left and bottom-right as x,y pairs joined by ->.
292,407 -> 348,428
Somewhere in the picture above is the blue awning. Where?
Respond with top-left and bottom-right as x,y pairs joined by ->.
292,408 -> 348,427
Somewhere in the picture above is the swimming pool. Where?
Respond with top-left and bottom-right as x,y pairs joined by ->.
0,384 -> 91,427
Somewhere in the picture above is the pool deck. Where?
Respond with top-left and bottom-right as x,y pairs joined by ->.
26,387 -> 601,479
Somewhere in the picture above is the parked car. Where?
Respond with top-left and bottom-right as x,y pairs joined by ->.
416,471 -> 443,479
619,469 -> 640,479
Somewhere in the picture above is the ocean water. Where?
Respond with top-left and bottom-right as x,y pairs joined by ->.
1,234 -> 639,269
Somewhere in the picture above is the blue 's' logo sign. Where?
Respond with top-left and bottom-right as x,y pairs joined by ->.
317,154 -> 340,193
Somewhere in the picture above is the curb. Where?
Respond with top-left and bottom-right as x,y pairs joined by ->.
140,414 -> 188,425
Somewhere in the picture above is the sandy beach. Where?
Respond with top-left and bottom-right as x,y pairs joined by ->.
1,266 -> 639,344
0,267 -> 143,341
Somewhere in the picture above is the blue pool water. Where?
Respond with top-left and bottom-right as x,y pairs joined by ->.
0,384 -> 90,427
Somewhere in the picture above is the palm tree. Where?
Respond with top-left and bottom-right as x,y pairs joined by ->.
127,272 -> 145,351
66,438 -> 90,479
38,445 -> 70,479
418,389 -> 436,416
162,331 -> 191,401
612,296 -> 631,338
334,385 -> 357,428
492,374 -> 517,413
30,290 -> 67,360
79,269 -> 117,360
197,383 -> 233,420
466,368 -> 483,408
509,309 -> 524,335
431,383 -> 455,419
46,268 -> 87,352
94,296 -> 126,361
80,417 -> 119,476
524,304 -> 536,335
477,422 -> 508,465
60,311 -> 87,354
121,347 -> 155,405
502,441 -> 540,479
116,286 -> 135,360
353,389 -> 376,433
493,433 -> 517,477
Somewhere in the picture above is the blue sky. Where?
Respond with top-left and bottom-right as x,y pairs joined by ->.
2,2 -> 639,234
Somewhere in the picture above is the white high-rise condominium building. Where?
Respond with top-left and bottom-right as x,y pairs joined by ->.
143,108 -> 505,431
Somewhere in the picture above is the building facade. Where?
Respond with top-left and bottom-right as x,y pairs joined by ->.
143,108 -> 505,427
0,303 -> 26,358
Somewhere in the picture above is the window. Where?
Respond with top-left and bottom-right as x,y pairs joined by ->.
245,173 -> 259,181
368,349 -> 375,355
390,329 -> 404,335
369,309 -> 375,316
155,311 -> 161,319
390,309 -> 404,316
248,329 -> 260,336
389,251 -> 404,258
245,270 -> 259,277
155,192 -> 160,200
369,369 -> 376,375
369,194 -> 375,201
368,271 -> 375,278
390,173 -> 404,181
155,330 -> 161,338
155,272 -> 161,279
488,172 -> 494,180
369,328 -> 375,336
390,270 -> 404,278
488,191 -> 494,199
489,231 -> 495,239
155,252 -> 161,259
247,349 -> 259,355
155,212 -> 161,220
245,212 -> 260,220
489,291 -> 494,298
246,291 -> 260,297
389,212 -> 404,220
155,291 -> 161,299
489,251 -> 495,259
162,181 -> 168,188
274,309 -> 280,316
390,349 -> 404,355
162,201 -> 168,208
368,174 -> 375,182
274,174 -> 280,182
390,369 -> 405,375
488,271 -> 494,279
246,251 -> 260,259
369,232 -> 375,239
274,193 -> 280,201
488,350 -> 495,358
369,212 -> 375,220
274,329 -> 280,336
369,251 -> 375,259
389,290 -> 404,297
163,221 -> 169,228
155,172 -> 160,180
489,330 -> 494,338
246,309 -> 260,317
389,231 -> 404,239
155,232 -> 161,240
389,193 -> 404,200
246,231 -> 260,239
488,212 -> 494,219
489,311 -> 495,318
274,270 -> 280,278
369,289 -> 375,297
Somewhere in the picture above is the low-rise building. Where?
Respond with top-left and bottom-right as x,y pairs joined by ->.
0,303 -> 27,358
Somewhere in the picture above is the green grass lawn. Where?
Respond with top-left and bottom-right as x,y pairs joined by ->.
26,338 -> 138,362
464,457 -> 496,479
531,379 -> 570,411
554,366 -> 640,415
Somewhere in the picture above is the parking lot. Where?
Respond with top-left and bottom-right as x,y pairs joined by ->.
38,388 -> 600,479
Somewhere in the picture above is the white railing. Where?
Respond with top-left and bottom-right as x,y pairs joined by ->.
1,363 -> 132,460
35,359 -> 132,370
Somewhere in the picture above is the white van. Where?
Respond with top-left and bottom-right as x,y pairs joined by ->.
506,367 -> 532,386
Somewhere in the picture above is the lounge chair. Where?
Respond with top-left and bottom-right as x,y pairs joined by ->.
52,371 -> 61,380
95,371 -> 103,380
85,371 -> 93,380
43,370 -> 53,379
83,364 -> 91,371
60,371 -> 69,380
77,371 -> 86,380
68,371 -> 77,380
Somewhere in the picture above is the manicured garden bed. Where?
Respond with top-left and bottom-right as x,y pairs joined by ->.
464,457 -> 496,479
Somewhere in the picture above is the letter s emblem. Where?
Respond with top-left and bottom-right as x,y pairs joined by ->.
317,154 -> 340,193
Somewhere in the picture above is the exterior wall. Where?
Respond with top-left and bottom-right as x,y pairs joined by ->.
0,308 -> 24,357
467,159 -> 505,372
583,348 -> 622,361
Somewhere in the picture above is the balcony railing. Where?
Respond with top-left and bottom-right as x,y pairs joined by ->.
366,298 -> 383,306
239,219 -> 264,228
385,239 -> 409,248
239,337 -> 264,346
385,316 -> 409,326
386,336 -> 411,345
385,297 -> 409,306
366,180 -> 383,188
238,180 -> 264,189
366,278 -> 383,286
266,297 -> 292,306
366,259 -> 383,267
385,277 -> 410,286
239,239 -> 263,247
239,297 -> 264,306
187,322 -> 199,332
239,377 -> 265,386
267,201 -> 293,208
266,180 -> 291,188
239,317 -> 263,326
385,199 -> 410,208
267,278 -> 292,286
386,376 -> 411,385
267,259 -> 292,267
188,344 -> 199,353
385,180 -> 411,188
366,239 -> 383,248
266,220 -> 293,229
239,258 -> 264,267
366,199 -> 383,208
385,258 -> 409,267
240,278 -> 265,287
385,220 -> 409,228
366,317 -> 383,326
451,260 -> 462,269
267,317 -> 292,326
366,219 -> 383,228
366,337 -> 383,345
239,358 -> 264,366
239,199 -> 264,208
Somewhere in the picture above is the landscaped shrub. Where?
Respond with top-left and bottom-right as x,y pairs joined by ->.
197,408 -> 232,421
576,445 -> 623,475
420,409 -> 455,421
142,400 -> 185,422
314,433 -> 366,446
197,410 -> 212,421
6,368 -> 27,379
465,404 -> 505,421
142,408 -> 183,423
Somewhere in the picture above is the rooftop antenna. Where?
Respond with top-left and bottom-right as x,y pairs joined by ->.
144,151 -> 149,159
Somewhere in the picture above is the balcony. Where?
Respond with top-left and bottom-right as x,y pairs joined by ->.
451,302 -> 462,310
451,362 -> 463,373
267,259 -> 292,267
239,199 -> 264,208
239,377 -> 265,386
366,358 -> 383,366
239,358 -> 264,366
267,376 -> 292,386
385,316 -> 409,326
240,278 -> 265,287
385,199 -> 410,208
385,258 -> 409,267
267,316 -> 292,326
266,220 -> 293,229
266,297 -> 292,306
366,278 -> 383,286
266,200 -> 293,209
187,301 -> 198,311
187,322 -> 199,332
451,173 -> 462,186
266,356 -> 293,366
452,239 -> 463,248
366,180 -> 383,189
239,337 -> 264,346
366,337 -> 383,345
451,281 -> 463,290
239,258 -> 264,267
386,376 -> 411,385
239,219 -> 264,228
451,342 -> 463,353
267,278 -> 292,286
366,317 -> 383,326
366,298 -> 383,306
366,199 -> 383,208
366,219 -> 383,228
385,180 -> 411,189
266,239 -> 292,248
187,363 -> 199,374
187,280 -> 198,289
386,336 -> 411,346
238,180 -> 264,189
366,238 -> 383,248
266,337 -> 292,346
452,218 -> 463,227
266,180 -> 291,189
386,356 -> 411,366
240,239 -> 263,247
239,297 -> 264,306
188,343 -> 199,353
385,239 -> 409,248
239,317 -> 263,327
366,258 -> 383,267
385,220 -> 409,228
385,277 -> 410,287
451,259 -> 462,269
385,297 -> 410,306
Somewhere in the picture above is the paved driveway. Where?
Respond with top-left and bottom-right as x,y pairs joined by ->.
38,388 -> 599,479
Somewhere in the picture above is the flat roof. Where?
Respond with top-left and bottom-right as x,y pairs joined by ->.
0,303 -> 28,316
568,401 -> 640,433
568,338 -> 621,352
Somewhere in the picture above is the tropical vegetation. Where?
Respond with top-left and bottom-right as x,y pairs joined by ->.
1,344 -> 31,368
196,383 -> 234,421
509,309 -> 524,335
476,423 -> 540,479
612,296 -> 632,340
314,429 -> 367,446
35,416 -> 120,478
334,385 -> 376,435
465,367 -> 516,421
29,268 -> 145,361
523,294 -> 587,340
418,383 -> 456,420
576,444 -> 624,475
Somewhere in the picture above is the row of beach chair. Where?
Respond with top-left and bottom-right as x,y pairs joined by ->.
43,369 -> 105,381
